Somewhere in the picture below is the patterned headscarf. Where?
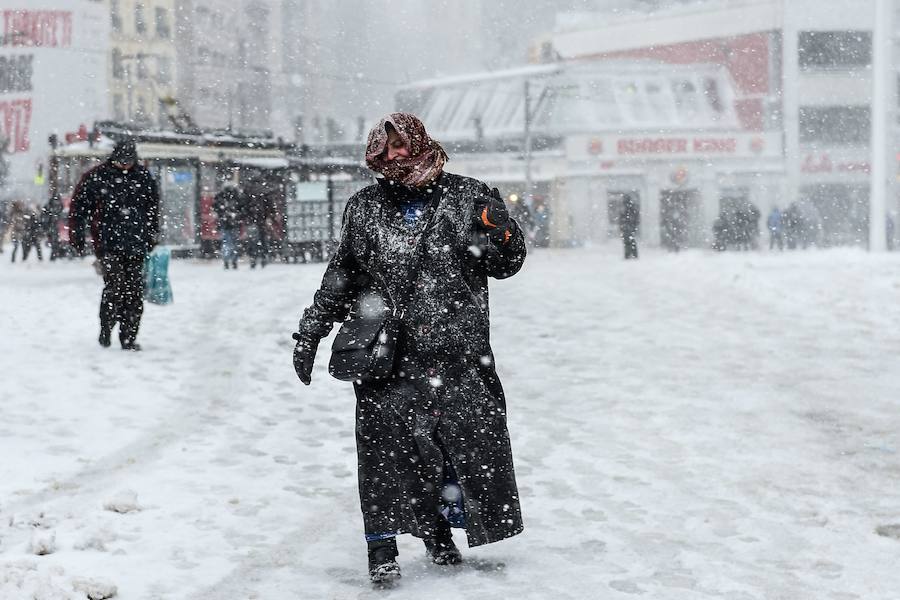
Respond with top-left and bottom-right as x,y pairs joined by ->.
365,113 -> 448,189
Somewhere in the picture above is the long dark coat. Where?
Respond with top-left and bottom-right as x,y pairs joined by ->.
297,172 -> 526,547
69,160 -> 160,257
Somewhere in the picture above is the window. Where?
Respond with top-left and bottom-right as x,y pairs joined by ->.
614,79 -> 650,123
111,0 -> 122,32
155,8 -> 170,39
158,99 -> 169,128
704,78 -> 723,113
112,48 -> 124,79
136,54 -> 148,80
135,3 -> 146,35
798,31 -> 872,70
799,105 -> 871,145
644,79 -> 676,123
113,94 -> 124,121
672,78 -> 700,122
157,56 -> 171,84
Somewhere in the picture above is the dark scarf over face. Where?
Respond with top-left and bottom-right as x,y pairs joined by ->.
365,113 -> 448,189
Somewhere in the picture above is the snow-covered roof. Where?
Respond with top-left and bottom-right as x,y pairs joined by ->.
398,63 -> 564,91
233,157 -> 290,169
398,61 -> 740,141
552,0 -> 782,58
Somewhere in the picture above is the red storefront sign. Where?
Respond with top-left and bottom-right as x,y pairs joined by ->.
580,133 -> 771,160
801,153 -> 870,174
616,136 -> 739,155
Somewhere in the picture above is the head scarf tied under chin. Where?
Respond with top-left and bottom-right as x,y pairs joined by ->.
365,113 -> 448,189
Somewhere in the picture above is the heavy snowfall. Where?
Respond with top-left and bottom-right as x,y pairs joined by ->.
1,247 -> 899,599
3,0 -> 900,598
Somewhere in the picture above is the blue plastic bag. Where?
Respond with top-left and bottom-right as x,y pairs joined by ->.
144,247 -> 173,305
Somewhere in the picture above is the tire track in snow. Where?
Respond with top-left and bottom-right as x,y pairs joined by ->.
1,274 -> 258,515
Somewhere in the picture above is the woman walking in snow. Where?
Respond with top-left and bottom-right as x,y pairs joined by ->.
292,113 -> 526,584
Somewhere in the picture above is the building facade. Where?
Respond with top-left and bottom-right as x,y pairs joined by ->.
398,61 -> 783,249
106,0 -> 177,128
550,0 -> 899,248
0,0 -> 109,199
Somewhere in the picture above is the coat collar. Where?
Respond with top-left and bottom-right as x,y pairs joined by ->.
374,173 -> 450,232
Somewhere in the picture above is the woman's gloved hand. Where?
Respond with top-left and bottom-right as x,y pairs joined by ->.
292,332 -> 316,385
474,188 -> 513,245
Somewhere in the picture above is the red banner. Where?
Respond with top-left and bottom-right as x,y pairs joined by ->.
2,10 -> 72,48
0,97 -> 31,152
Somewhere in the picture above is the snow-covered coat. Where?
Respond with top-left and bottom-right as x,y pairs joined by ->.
68,161 -> 160,257
297,172 -> 526,547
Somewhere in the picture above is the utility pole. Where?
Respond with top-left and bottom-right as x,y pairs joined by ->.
523,79 -> 533,206
869,0 -> 892,251
125,61 -> 134,125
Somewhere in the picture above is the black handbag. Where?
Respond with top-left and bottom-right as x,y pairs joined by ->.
327,308 -> 401,383
328,188 -> 440,383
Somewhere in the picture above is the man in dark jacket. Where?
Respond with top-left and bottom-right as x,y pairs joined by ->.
69,139 -> 160,350
619,193 -> 640,259
293,113 -> 526,584
242,179 -> 270,269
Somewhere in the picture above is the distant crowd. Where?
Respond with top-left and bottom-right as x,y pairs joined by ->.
211,180 -> 283,270
713,202 -> 895,252
0,197 -> 66,262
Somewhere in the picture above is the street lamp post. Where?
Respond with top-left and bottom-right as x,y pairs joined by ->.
523,79 -> 532,206
869,0 -> 892,251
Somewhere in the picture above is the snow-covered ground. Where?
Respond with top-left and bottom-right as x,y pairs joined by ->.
1,246 -> 899,600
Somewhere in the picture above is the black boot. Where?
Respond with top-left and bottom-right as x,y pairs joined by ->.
367,538 -> 400,584
424,522 -> 462,565
98,328 -> 111,348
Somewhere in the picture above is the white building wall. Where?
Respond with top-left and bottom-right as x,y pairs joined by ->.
782,0 -> 878,196
0,1 -> 109,201
176,0 -> 298,137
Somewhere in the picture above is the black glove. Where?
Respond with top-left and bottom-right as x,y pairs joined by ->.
292,333 -> 316,385
474,187 -> 513,245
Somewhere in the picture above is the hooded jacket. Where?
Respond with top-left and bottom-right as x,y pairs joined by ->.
69,159 -> 160,257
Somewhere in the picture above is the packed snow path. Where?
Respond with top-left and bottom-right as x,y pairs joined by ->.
1,247 -> 899,600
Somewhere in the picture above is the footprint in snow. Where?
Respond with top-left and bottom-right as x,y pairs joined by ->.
876,524 -> 900,540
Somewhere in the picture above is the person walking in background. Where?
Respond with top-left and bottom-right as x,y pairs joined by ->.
243,178 -> 269,269
214,181 -> 243,270
767,206 -> 784,251
783,203 -> 801,250
712,209 -> 729,251
8,200 -> 25,262
619,193 -> 640,259
43,195 -> 64,260
69,139 -> 160,351
747,203 -> 761,250
507,194 -> 535,247
20,204 -> 44,262
0,200 -> 8,254
8,200 -> 43,263
292,113 -> 526,584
